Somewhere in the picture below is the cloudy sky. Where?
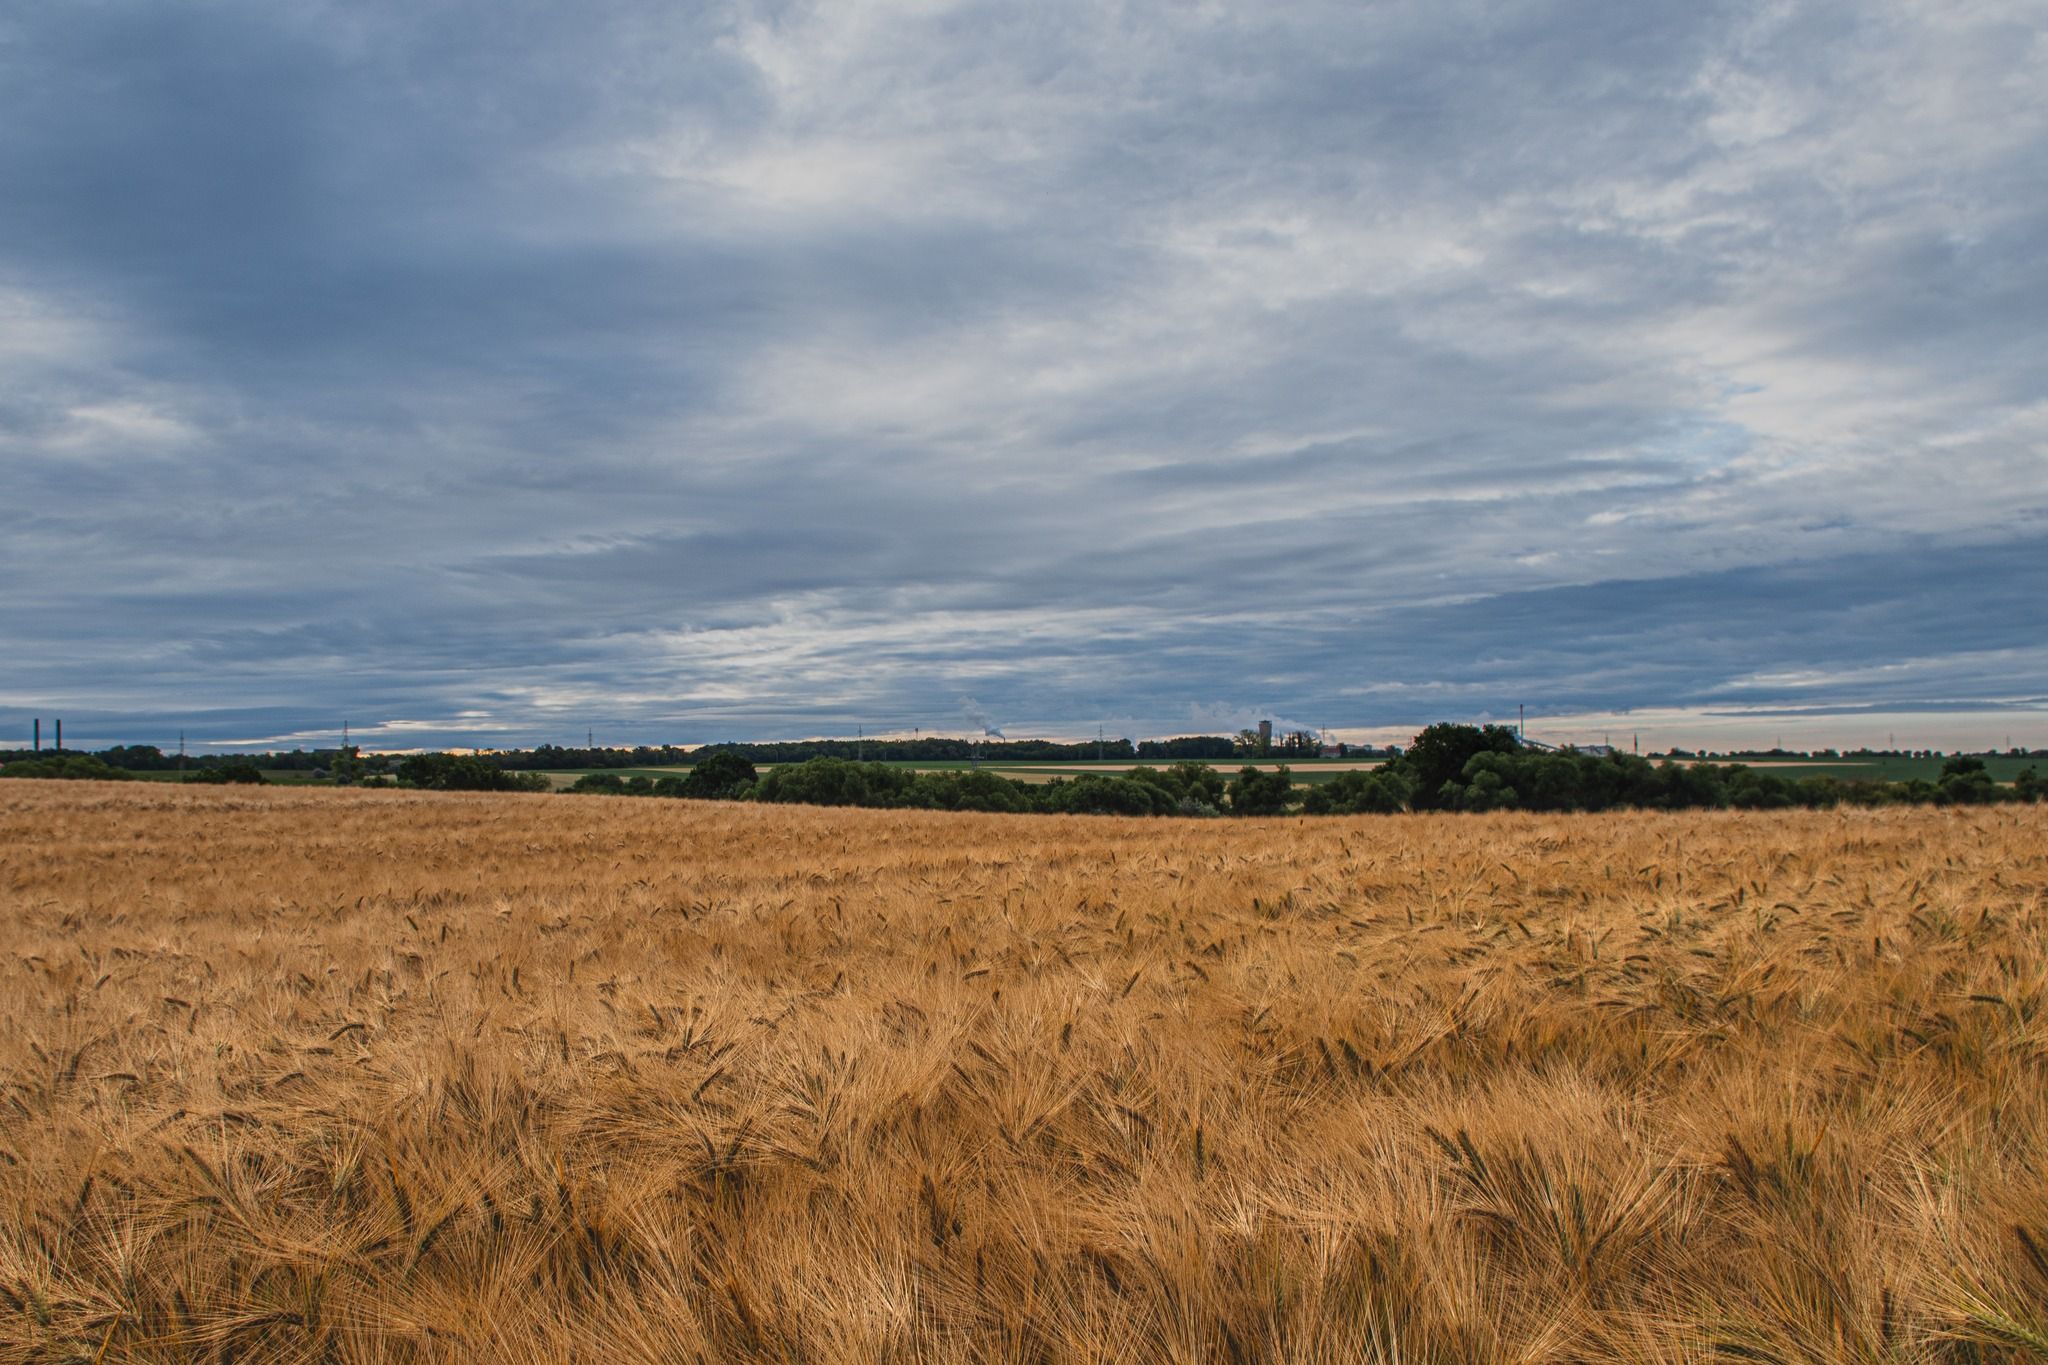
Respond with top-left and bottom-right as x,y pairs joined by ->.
4,0 -> 2045,753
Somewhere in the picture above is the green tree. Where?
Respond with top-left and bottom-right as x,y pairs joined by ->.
1228,765 -> 1294,816
1459,767 -> 1518,812
1,755 -> 135,781
919,770 -> 1033,813
399,754 -> 547,792
331,744 -> 363,786
185,760 -> 267,785
1302,768 -> 1412,815
1043,775 -> 1171,816
96,745 -> 171,771
1937,763 -> 2000,806
754,758 -> 917,808
683,751 -> 757,800
1397,723 -> 1522,811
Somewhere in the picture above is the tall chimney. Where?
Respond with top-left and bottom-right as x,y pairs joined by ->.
55,719 -> 62,752
33,719 -> 39,752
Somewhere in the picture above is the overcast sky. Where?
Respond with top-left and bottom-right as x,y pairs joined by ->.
4,0 -> 2045,753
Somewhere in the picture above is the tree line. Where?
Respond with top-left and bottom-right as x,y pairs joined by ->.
559,725 -> 2043,815
0,753 -> 274,784
501,735 -> 1361,765
0,744 -> 366,773
557,737 -> 1146,766
0,731 -> 1363,781
6,724 -> 2043,813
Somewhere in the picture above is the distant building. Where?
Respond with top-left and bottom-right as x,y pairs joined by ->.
1258,720 -> 1273,749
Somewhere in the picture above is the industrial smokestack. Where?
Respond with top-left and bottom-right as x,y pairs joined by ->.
33,719 -> 39,752
55,719 -> 61,753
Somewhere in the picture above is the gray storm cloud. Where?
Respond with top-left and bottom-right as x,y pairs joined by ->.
1,0 -> 2043,751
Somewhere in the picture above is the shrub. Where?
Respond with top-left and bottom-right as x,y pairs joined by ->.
1460,767 -> 1518,812
0,755 -> 134,781
1400,723 -> 1522,811
912,770 -> 1034,813
1227,765 -> 1294,816
682,752 -> 758,800
754,758 -> 918,808
1303,767 -> 1412,815
1043,775 -> 1174,817
1124,762 -> 1227,809
399,754 -> 549,792
1938,767 -> 2001,805
185,761 -> 268,785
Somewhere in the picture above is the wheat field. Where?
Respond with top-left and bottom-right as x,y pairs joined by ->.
2,784 -> 2045,1362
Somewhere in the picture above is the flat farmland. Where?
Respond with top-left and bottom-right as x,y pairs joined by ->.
534,760 -> 1389,789
3,785 -> 2047,1362
966,761 -> 1387,786
1717,755 -> 2044,784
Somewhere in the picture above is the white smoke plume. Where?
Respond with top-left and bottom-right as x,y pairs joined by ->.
960,697 -> 1005,739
